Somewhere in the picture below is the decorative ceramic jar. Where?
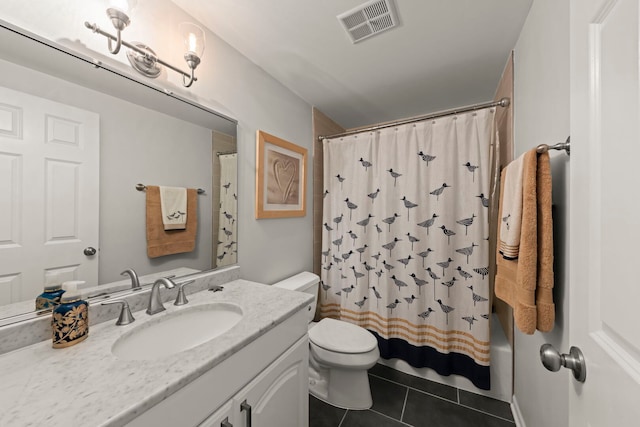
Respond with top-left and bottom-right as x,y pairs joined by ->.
35,285 -> 65,310
52,293 -> 89,348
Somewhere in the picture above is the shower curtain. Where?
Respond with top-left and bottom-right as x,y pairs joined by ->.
216,153 -> 237,267
320,108 -> 495,389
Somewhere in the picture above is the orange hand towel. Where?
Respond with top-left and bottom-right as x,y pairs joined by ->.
494,150 -> 554,334
146,186 -> 198,258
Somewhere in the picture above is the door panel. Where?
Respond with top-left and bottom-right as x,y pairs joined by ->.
0,152 -> 21,248
570,0 -> 640,424
45,159 -> 81,242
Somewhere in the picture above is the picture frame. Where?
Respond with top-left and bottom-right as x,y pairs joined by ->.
256,130 -> 307,219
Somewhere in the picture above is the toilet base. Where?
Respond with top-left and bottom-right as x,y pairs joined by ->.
308,364 -> 373,410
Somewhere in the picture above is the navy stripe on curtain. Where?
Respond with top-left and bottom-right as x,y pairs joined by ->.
371,331 -> 490,390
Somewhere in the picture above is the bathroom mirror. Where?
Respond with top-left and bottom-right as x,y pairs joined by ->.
0,23 -> 238,319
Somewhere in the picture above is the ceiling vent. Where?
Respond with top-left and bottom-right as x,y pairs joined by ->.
337,0 -> 398,44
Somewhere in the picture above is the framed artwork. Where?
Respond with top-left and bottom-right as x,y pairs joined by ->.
256,130 -> 307,219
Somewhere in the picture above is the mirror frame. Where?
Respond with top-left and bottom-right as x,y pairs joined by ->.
0,21 -> 238,323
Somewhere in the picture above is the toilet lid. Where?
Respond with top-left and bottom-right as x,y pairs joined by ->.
309,318 -> 378,354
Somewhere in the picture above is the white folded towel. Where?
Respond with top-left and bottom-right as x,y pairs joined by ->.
499,153 -> 525,259
159,186 -> 187,230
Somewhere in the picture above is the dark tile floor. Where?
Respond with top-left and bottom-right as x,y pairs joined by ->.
310,364 -> 515,427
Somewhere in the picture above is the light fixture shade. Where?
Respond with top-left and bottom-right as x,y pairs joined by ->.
179,22 -> 205,58
107,0 -> 137,14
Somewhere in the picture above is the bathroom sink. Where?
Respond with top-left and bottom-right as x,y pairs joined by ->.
111,303 -> 243,361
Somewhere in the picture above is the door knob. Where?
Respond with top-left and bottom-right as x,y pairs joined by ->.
84,247 -> 97,256
540,343 -> 587,382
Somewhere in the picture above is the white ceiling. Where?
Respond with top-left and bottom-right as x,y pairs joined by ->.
173,0 -> 533,129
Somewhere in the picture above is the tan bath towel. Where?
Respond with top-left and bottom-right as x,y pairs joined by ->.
146,186 -> 198,258
494,150 -> 555,334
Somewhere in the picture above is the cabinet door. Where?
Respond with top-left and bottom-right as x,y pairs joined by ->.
198,400 -> 234,427
233,336 -> 309,427
199,400 -> 235,427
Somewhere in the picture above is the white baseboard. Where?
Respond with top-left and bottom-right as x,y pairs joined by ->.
511,395 -> 526,427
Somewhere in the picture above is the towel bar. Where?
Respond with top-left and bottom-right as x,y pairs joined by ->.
136,183 -> 205,194
536,136 -> 570,156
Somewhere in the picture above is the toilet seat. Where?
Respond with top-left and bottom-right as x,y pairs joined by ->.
310,340 -> 380,370
309,318 -> 378,354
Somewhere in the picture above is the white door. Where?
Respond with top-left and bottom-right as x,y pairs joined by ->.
570,0 -> 640,424
0,86 -> 99,305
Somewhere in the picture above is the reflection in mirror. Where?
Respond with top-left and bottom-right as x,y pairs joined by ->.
0,23 -> 237,320
212,133 -> 238,268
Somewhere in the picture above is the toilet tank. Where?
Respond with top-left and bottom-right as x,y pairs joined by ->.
272,272 -> 319,323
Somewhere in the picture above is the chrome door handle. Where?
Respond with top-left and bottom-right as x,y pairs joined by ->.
540,343 -> 587,382
84,247 -> 97,256
220,417 -> 233,427
240,400 -> 252,427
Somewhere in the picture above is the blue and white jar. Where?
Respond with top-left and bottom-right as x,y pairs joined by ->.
35,285 -> 65,311
52,293 -> 89,349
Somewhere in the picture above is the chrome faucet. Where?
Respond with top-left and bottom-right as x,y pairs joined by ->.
121,268 -> 140,289
147,277 -> 176,315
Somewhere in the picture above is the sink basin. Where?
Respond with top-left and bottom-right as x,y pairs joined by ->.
112,303 -> 243,361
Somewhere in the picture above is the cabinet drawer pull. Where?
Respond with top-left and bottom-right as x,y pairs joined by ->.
240,400 -> 252,427
220,417 -> 233,427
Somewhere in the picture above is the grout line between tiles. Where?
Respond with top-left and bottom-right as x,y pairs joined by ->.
369,373 -> 514,423
456,403 -> 516,424
368,408 -> 415,426
400,386 -> 409,422
369,373 -> 457,403
337,409 -> 348,427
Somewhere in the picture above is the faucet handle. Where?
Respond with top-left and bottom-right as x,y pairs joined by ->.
174,280 -> 196,306
101,300 -> 135,325
121,268 -> 140,289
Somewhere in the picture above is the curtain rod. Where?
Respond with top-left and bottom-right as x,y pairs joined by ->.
319,97 -> 510,141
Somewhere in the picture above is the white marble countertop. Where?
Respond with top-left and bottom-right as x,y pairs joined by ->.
0,279 -> 312,427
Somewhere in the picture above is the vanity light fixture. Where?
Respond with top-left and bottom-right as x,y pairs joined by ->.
84,0 -> 205,87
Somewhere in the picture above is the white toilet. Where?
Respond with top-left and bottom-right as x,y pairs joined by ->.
273,272 -> 380,410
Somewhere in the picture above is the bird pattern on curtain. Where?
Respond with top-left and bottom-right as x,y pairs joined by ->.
320,108 -> 495,390
216,153 -> 237,267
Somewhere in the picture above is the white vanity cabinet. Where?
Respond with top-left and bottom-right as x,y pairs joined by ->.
127,307 -> 309,427
200,336 -> 308,427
